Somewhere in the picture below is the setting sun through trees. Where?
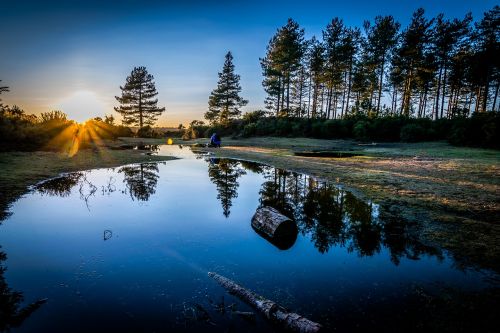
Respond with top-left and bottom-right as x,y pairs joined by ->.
114,66 -> 165,128
205,52 -> 248,125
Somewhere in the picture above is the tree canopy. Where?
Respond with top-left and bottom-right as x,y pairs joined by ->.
115,66 -> 165,128
259,6 -> 499,119
205,52 -> 248,124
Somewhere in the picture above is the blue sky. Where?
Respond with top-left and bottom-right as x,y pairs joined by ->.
0,0 -> 496,125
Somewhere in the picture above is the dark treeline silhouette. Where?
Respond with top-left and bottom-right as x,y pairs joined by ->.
186,6 -> 499,148
260,7 -> 498,119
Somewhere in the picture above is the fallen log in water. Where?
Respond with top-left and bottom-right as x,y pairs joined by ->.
208,272 -> 322,333
251,206 -> 298,250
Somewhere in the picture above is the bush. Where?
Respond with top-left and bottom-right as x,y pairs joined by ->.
137,125 -> 161,138
371,117 -> 406,141
242,123 -> 257,137
321,120 -> 350,139
400,124 -> 425,142
353,121 -> 370,141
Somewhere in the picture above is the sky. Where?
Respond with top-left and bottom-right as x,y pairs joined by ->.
0,0 -> 497,126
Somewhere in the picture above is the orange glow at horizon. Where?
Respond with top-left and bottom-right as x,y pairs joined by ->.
54,91 -> 109,123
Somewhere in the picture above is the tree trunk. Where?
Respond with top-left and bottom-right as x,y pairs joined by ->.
286,72 -> 291,115
376,56 -> 385,115
435,65 -> 443,120
492,81 -> 499,111
307,75 -> 312,118
208,272 -> 322,333
344,60 -> 353,118
440,63 -> 448,118
139,88 -> 143,128
276,76 -> 281,116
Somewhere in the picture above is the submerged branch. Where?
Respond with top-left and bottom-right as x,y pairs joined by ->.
208,272 -> 322,333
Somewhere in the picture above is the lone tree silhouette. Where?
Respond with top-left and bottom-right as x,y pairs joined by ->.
115,66 -> 165,128
205,52 -> 248,124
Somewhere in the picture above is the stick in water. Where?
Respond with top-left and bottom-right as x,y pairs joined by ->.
208,272 -> 322,333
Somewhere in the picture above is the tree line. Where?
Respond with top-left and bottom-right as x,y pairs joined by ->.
184,6 -> 498,148
260,6 -> 498,120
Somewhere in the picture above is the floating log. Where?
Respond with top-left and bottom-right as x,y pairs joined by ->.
208,272 -> 322,333
251,206 -> 298,250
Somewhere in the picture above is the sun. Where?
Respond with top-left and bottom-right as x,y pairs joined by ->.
55,90 -> 108,123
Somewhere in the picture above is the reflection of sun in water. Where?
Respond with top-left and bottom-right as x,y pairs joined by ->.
56,91 -> 107,123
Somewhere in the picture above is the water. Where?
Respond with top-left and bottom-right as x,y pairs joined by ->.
0,146 -> 496,332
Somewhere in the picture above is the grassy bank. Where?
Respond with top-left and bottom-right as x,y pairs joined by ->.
0,139 -> 176,220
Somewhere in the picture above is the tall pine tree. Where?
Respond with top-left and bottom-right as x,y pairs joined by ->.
114,66 -> 165,128
261,19 -> 305,116
205,52 -> 248,125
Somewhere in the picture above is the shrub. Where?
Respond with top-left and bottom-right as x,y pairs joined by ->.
242,123 -> 257,137
353,121 -> 370,141
400,124 -> 425,142
137,125 -> 156,138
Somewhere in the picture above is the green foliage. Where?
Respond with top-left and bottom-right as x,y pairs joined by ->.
187,112 -> 499,149
114,66 -> 165,128
242,110 -> 268,124
353,121 -> 370,141
400,124 -> 426,142
137,125 -> 162,138
205,52 -> 248,125
0,105 -> 133,152
40,110 -> 67,122
242,123 -> 257,137
448,112 -> 499,148
182,120 -> 208,140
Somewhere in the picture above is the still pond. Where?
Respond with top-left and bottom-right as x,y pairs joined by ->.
0,145 -> 496,332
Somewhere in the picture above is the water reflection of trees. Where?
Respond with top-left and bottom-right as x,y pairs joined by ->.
0,248 -> 46,332
35,172 -> 84,197
207,159 -> 246,218
119,163 -> 160,201
240,163 -> 442,263
35,163 -> 161,204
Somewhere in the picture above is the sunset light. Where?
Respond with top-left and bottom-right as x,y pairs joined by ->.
0,1 -> 498,332
54,91 -> 108,123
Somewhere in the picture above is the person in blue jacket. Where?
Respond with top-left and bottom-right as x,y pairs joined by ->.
209,133 -> 221,148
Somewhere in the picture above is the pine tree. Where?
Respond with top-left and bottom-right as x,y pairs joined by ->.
308,37 -> 325,118
114,66 -> 165,128
323,18 -> 346,119
205,52 -> 248,125
473,6 -> 499,112
364,16 -> 400,114
391,8 -> 434,116
261,19 -> 305,116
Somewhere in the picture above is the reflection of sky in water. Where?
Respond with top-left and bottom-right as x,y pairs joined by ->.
0,146 -> 496,332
